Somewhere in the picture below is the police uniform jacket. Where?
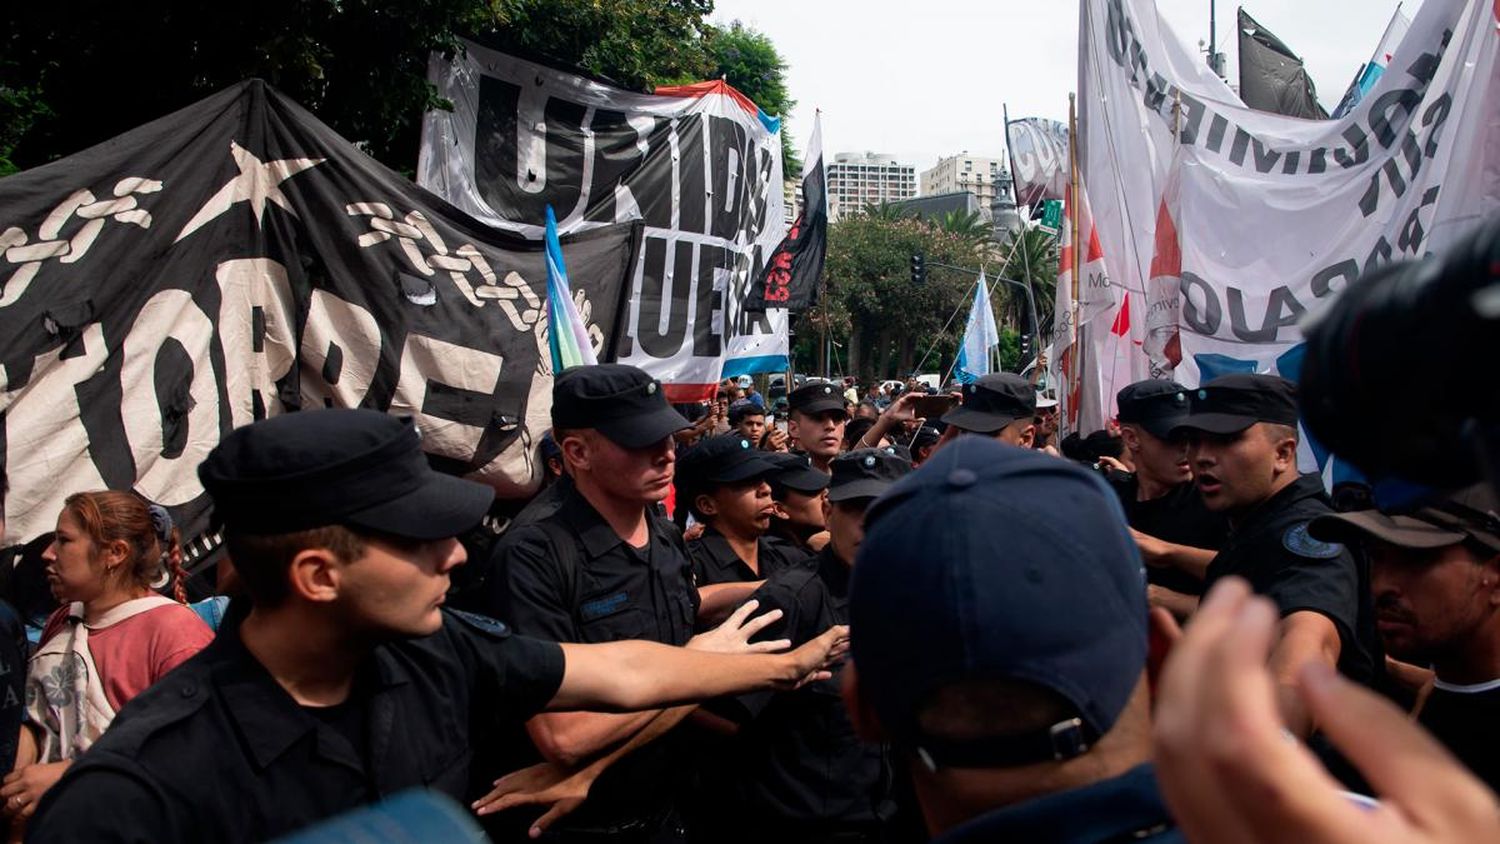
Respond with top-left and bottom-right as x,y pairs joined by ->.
704,547 -> 894,831
1204,473 -> 1380,684
687,526 -> 813,586
27,604 -> 564,844
490,483 -> 699,833
1106,473 -> 1229,596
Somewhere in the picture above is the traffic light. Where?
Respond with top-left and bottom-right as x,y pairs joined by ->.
910,253 -> 926,284
1020,332 -> 1033,360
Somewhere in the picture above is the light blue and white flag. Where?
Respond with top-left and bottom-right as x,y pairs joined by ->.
955,272 -> 1000,384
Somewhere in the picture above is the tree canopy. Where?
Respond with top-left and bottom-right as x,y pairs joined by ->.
0,1 -> 799,177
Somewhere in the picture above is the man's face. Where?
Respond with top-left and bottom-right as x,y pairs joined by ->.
1187,424 -> 1294,513
338,535 -> 467,638
789,409 -> 848,461
1369,540 -> 1498,666
565,431 -> 677,504
995,419 -> 1035,448
1123,424 -> 1190,487
735,413 -> 766,444
699,479 -> 777,538
824,498 -> 871,566
775,488 -> 828,531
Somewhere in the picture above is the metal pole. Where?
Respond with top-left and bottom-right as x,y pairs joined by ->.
1067,94 -> 1082,405
924,260 -> 1040,377
1209,0 -> 1216,75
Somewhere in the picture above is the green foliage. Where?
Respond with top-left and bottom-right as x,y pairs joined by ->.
936,209 -> 992,249
993,226 -> 1060,332
0,1 -> 799,180
708,21 -> 799,174
796,213 -> 992,380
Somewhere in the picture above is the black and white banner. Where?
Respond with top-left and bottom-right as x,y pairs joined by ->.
745,112 -> 826,312
418,42 -> 789,399
0,81 -> 639,551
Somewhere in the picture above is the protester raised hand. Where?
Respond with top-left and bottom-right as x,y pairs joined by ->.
472,757 -> 597,834
785,624 -> 850,690
1153,577 -> 1500,844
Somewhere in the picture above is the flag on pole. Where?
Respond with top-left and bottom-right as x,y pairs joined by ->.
544,204 -> 598,372
1331,4 -> 1413,118
955,272 -> 1000,384
745,112 -> 827,311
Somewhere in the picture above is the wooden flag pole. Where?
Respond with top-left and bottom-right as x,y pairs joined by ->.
1067,94 -> 1082,406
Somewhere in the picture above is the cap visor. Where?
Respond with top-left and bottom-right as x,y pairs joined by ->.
596,406 -> 692,449
709,455 -> 780,485
1138,416 -> 1188,440
343,472 -> 495,540
940,406 -> 1018,435
1309,511 -> 1466,550
778,468 -> 832,494
828,480 -> 893,502
793,398 -> 848,417
1171,413 -> 1257,436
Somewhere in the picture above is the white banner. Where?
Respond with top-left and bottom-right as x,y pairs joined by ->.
419,42 -> 789,401
1079,0 -> 1500,394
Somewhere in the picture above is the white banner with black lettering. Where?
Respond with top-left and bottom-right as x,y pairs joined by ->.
0,81 -> 640,553
419,42 -> 789,401
1080,0 -> 1499,394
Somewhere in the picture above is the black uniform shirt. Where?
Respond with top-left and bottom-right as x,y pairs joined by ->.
709,547 -> 892,828
1417,680 -> 1500,793
27,605 -> 564,844
1204,473 -> 1379,685
933,764 -> 1183,844
1107,473 -> 1229,596
688,526 -> 813,586
492,484 -> 699,832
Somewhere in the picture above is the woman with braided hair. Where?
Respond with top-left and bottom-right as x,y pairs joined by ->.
0,491 -> 212,830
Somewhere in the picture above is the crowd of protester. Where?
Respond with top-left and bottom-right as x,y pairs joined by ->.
0,328 -> 1496,841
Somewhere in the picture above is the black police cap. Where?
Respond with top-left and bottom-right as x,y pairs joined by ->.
198,409 -> 494,538
1116,379 -> 1191,439
788,381 -> 848,417
942,373 -> 1036,434
552,364 -> 690,449
829,448 -> 913,503
764,452 -> 832,495
1172,373 -> 1299,436
676,434 -> 779,498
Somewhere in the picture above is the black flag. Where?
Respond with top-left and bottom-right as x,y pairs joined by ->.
746,113 -> 826,312
0,80 -> 640,561
1237,7 -> 1329,120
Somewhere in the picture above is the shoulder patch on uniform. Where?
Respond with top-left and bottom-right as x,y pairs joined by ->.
1283,523 -> 1344,559
448,609 -> 513,638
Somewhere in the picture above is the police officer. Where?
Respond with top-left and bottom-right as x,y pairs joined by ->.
1172,373 -> 1379,735
764,452 -> 832,554
1110,380 -> 1229,617
25,409 -> 848,844
1309,483 -> 1500,791
787,381 -> 850,473
488,364 -> 714,842
936,373 -> 1036,449
679,435 -> 810,587
698,449 -> 913,843
846,437 -> 1180,842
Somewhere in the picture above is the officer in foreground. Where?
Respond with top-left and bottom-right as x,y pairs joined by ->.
845,437 -> 1178,842
1110,380 -> 1229,617
1309,483 -> 1500,791
27,409 -> 847,844
698,449 -> 913,842
1172,373 -> 1378,734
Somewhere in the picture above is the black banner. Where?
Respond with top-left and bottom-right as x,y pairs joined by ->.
0,80 -> 640,558
745,119 -> 826,312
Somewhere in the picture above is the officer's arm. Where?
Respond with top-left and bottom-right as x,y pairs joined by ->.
697,580 -> 763,626
548,623 -> 847,713
1269,610 -> 1343,737
1131,528 -> 1215,580
28,767 -> 172,844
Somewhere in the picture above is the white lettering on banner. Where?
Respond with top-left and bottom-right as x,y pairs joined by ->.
0,178 -> 161,307
216,259 -> 295,428
0,323 -> 110,542
299,288 -> 381,409
120,289 -> 221,506
391,333 -> 504,463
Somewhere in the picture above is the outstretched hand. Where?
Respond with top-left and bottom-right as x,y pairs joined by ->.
784,624 -> 851,689
473,760 -> 595,837
687,599 -> 788,655
1153,577 -> 1500,844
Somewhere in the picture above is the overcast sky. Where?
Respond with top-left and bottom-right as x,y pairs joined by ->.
709,0 -> 1418,173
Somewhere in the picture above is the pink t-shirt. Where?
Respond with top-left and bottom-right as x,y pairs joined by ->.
40,603 -> 214,712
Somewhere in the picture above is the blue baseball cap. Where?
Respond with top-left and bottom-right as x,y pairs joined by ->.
849,437 -> 1147,768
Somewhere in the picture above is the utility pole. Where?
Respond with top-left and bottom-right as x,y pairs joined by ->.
1207,1 -> 1226,78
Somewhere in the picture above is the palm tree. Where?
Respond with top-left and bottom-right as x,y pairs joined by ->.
991,226 -> 1060,334
936,209 -> 991,243
860,201 -> 910,221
